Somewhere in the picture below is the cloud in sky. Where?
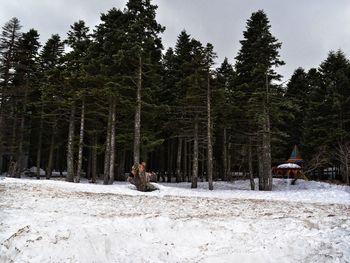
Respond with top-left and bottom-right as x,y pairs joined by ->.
1,0 -> 350,82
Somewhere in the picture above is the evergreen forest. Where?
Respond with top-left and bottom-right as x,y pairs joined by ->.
1,0 -> 349,190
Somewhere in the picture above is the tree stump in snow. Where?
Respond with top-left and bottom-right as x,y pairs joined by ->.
129,163 -> 158,192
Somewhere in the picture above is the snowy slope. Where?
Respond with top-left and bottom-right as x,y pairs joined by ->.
0,177 -> 349,263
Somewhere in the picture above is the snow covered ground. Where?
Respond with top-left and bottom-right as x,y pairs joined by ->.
0,177 -> 349,263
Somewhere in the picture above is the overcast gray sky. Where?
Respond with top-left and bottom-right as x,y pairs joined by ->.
1,0 -> 350,82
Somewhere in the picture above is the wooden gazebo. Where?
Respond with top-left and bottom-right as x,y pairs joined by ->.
272,145 -> 307,183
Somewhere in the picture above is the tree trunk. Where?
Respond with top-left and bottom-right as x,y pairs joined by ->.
263,111 -> 272,190
248,138 -> 255,190
222,128 -> 227,181
75,98 -> 85,183
0,95 -> 3,174
66,103 -> 75,182
87,144 -> 92,180
118,148 -> 126,181
108,99 -> 116,185
183,139 -> 187,182
132,163 -> 158,192
191,117 -> 199,188
258,144 -> 264,190
10,112 -> 18,177
167,139 -> 172,182
36,103 -> 44,179
91,131 -> 97,183
176,137 -> 182,183
207,74 -> 213,190
10,106 -> 17,162
133,55 -> 142,164
227,141 -> 232,181
262,73 -> 272,190
338,143 -> 350,185
345,147 -> 350,185
346,161 -> 350,186
16,84 -> 29,178
159,144 -> 165,182
344,161 -> 349,185
201,147 -> 205,182
188,140 -> 192,182
104,102 -> 112,185
0,147 -> 2,174
46,122 -> 56,179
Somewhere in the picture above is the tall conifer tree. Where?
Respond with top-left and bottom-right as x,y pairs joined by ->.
12,29 -> 41,176
125,0 -> 164,164
235,10 -> 284,190
0,17 -> 21,172
65,20 -> 91,182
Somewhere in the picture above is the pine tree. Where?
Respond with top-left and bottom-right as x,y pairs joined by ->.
37,34 -> 64,179
86,1 -> 166,186
90,8 -> 123,184
174,30 -> 194,102
159,48 -> 178,181
125,0 -> 165,165
183,38 -> 207,188
160,48 -> 178,105
214,58 -> 235,182
235,10 -> 284,191
65,20 -> 91,183
12,29 -> 41,177
0,17 -> 22,173
281,68 -> 309,158
302,68 -> 326,159
165,34 -> 216,187
0,17 -> 21,90
303,51 -> 350,182
159,31 -> 195,183
204,43 -> 216,190
318,50 -> 350,144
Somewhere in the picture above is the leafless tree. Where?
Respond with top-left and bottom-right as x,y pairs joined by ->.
303,146 -> 330,177
336,142 -> 350,185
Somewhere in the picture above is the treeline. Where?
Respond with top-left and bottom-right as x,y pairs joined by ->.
0,0 -> 349,189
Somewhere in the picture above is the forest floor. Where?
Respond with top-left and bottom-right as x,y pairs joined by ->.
0,177 -> 349,263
